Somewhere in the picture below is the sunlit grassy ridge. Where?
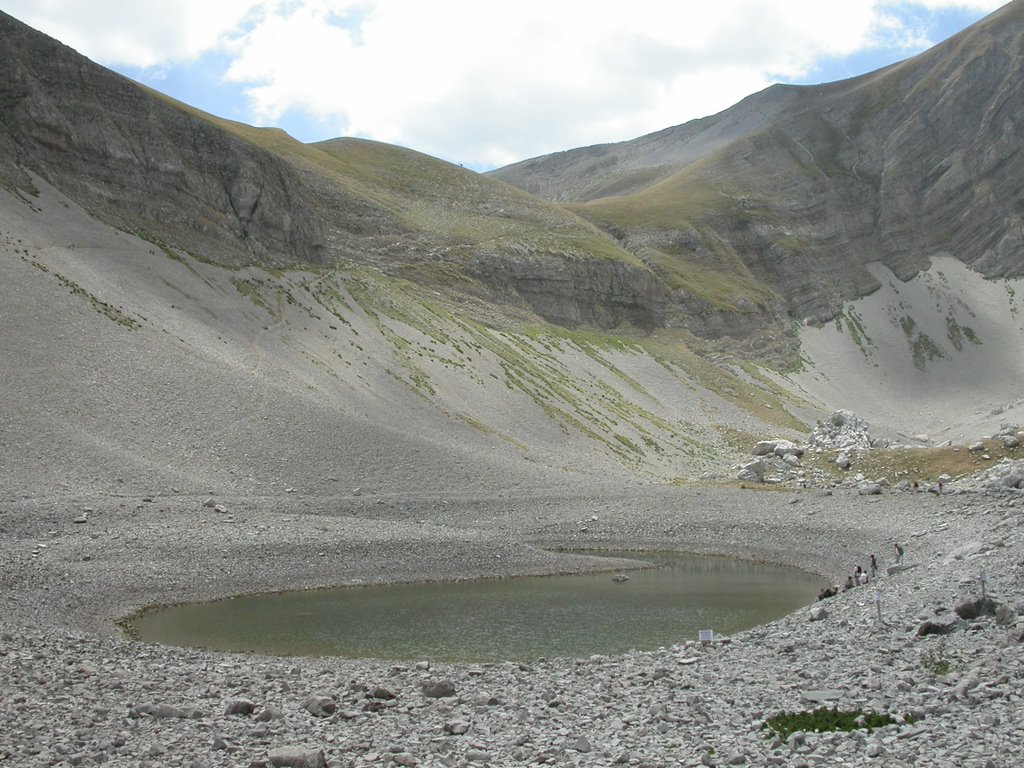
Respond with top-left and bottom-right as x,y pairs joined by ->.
141,85 -> 642,272
565,161 -> 784,314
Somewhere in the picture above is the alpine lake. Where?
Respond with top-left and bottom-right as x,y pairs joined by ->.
130,551 -> 826,662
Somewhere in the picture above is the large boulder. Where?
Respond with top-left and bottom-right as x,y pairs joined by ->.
773,440 -> 804,458
302,695 -> 336,718
737,459 -> 767,483
917,619 -> 958,636
954,597 -> 999,620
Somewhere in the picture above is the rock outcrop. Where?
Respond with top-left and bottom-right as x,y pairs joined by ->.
5,4 -> 1023,349
0,13 -> 327,267
492,1 -> 1024,331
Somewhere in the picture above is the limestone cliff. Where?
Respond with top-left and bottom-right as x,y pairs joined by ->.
492,1 -> 1024,328
0,13 -> 326,266
2,3 -> 1022,357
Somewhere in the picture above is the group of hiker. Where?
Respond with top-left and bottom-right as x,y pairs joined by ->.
817,543 -> 904,601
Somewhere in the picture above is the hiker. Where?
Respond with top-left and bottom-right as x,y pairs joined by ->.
894,542 -> 904,563
858,568 -> 869,586
869,553 -> 878,577
854,565 -> 863,584
842,576 -> 855,591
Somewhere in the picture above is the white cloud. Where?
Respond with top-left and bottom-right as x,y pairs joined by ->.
3,0 -> 262,67
219,0 -> 895,167
2,0 -> 1010,168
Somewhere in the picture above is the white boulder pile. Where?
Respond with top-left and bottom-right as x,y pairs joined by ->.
994,422 -> 1022,449
736,439 -> 805,484
736,410 -> 875,484
807,409 -> 875,453
952,458 -> 1024,493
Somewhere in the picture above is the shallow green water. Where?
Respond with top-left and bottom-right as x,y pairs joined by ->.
132,551 -> 825,661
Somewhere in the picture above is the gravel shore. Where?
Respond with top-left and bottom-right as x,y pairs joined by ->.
2,484 -> 1022,767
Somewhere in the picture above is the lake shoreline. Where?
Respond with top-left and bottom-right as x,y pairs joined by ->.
128,550 -> 826,661
2,484 -> 1022,766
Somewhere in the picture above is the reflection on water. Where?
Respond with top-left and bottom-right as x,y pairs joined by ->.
131,551 -> 825,661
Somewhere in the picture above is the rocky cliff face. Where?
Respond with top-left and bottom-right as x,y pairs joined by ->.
492,1 -> 1024,328
0,11 -> 669,332
0,12 -> 327,266
2,4 -> 1021,353
467,247 -> 668,330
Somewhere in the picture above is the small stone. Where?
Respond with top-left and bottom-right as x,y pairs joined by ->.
225,699 -> 256,716
129,703 -> 201,719
256,707 -> 284,722
422,680 -> 457,699
303,695 -> 336,718
444,720 -> 471,735
267,746 -> 327,768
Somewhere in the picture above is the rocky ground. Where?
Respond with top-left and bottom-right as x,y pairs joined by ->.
2,482 -> 1022,768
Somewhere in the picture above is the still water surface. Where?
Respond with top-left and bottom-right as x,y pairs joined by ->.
132,552 -> 825,661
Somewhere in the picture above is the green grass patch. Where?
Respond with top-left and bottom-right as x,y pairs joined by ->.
644,245 -> 777,314
921,642 -> 953,677
764,707 -> 905,741
911,332 -> 944,370
53,273 -> 141,330
839,309 -> 874,358
803,438 -> 1021,485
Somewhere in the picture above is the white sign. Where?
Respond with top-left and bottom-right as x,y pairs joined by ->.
698,629 -> 714,643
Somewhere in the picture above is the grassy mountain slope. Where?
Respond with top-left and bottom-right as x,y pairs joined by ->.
3,6 -> 1023,501
1,178 -> 818,498
494,1 -> 1024,342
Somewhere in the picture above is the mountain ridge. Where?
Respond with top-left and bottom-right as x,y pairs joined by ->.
492,0 -> 1024,331
1,6 -> 1023,494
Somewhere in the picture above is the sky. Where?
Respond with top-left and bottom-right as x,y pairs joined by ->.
3,1 -> 1009,171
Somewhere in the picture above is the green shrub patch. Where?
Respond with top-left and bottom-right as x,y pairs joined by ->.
764,707 -> 906,741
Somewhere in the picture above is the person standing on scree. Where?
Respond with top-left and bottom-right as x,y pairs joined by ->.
894,542 -> 904,563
